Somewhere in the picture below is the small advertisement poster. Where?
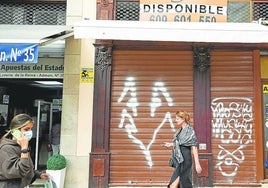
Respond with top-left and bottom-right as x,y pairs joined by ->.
264,84 -> 268,94
80,68 -> 94,83
140,0 -> 228,22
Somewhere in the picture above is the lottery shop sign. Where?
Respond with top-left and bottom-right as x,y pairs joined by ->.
0,44 -> 38,63
140,0 -> 227,22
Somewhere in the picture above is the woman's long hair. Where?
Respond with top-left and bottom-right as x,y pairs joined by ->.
1,113 -> 33,139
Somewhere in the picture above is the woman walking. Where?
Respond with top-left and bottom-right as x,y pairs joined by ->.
163,110 -> 202,188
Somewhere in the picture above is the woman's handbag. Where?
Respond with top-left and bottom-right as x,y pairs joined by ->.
169,157 -> 175,167
169,151 -> 178,168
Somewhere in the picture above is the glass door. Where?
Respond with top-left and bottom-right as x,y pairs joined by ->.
34,100 -> 53,170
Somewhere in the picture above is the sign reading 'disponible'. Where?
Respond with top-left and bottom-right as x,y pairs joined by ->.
0,44 -> 38,63
140,0 -> 227,22
0,57 -> 63,79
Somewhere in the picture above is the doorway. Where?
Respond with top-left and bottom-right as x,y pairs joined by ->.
0,79 -> 62,169
263,83 -> 268,178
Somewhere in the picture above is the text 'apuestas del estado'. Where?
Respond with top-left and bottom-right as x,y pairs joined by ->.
0,64 -> 64,72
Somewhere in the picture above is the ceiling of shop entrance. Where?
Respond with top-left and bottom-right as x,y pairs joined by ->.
0,79 -> 62,111
0,79 -> 62,100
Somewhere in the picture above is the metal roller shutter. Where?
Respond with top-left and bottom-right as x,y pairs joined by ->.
210,50 -> 256,185
110,49 -> 193,186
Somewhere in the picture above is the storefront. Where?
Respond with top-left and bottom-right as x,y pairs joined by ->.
74,20 -> 268,187
0,24 -> 72,169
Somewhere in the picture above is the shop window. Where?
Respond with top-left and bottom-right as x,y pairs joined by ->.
227,2 -> 250,22
0,6 -> 25,24
253,2 -> 268,21
116,1 -> 139,20
0,3 -> 66,25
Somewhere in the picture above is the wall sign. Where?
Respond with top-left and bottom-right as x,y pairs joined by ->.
140,0 -> 227,22
0,57 -> 63,79
0,44 -> 38,63
264,84 -> 268,94
80,68 -> 94,83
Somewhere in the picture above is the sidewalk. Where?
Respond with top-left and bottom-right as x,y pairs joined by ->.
108,185 -> 268,188
29,179 -> 268,188
28,186 -> 268,188
108,184 -> 268,188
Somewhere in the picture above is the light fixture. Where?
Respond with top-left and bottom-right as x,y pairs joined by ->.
34,81 -> 62,85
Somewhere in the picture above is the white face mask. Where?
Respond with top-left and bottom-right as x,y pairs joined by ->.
23,130 -> 33,141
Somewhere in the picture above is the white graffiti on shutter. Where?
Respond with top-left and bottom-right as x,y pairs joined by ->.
118,77 -> 175,167
211,97 -> 253,178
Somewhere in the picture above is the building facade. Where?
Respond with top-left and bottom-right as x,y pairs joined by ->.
2,0 -> 268,188
73,0 -> 268,187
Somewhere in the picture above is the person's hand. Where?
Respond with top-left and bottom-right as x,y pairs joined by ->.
40,172 -> 50,180
195,163 -> 202,174
162,142 -> 172,148
16,135 -> 29,149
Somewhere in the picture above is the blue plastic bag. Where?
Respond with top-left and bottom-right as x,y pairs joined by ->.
265,157 -> 268,168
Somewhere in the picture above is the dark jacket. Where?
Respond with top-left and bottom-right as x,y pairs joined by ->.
0,138 -> 41,188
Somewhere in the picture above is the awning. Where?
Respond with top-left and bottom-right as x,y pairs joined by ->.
0,25 -> 73,45
73,20 -> 268,43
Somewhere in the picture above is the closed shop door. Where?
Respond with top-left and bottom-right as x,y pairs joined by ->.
109,50 -> 193,186
261,57 -> 268,179
263,82 -> 268,179
210,51 -> 256,185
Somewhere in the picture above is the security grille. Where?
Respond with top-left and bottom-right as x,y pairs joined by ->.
0,3 -> 66,25
253,2 -> 268,21
227,2 -> 250,22
116,1 -> 139,20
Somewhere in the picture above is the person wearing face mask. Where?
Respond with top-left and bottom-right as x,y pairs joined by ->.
0,113 -> 50,188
